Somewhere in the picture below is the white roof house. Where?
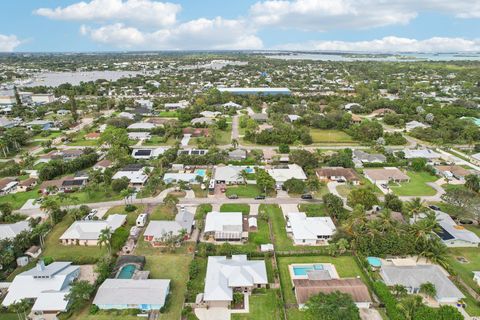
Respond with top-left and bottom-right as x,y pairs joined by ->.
267,164 -> 307,187
131,147 -> 168,159
204,212 -> 244,240
112,167 -> 149,185
434,211 -> 480,247
200,111 -> 222,118
144,208 -> 195,240
403,149 -> 441,160
118,112 -> 135,120
93,279 -> 171,311
0,221 -> 30,240
127,122 -> 156,131
128,132 -> 151,140
405,121 -> 430,132
221,101 -> 243,109
380,264 -> 464,303
203,255 -> 268,303
163,173 -> 199,184
213,166 -> 247,184
286,212 -> 336,245
60,214 -> 126,243
2,261 -> 80,313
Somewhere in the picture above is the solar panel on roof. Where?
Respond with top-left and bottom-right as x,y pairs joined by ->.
436,226 -> 455,241
135,149 -> 152,156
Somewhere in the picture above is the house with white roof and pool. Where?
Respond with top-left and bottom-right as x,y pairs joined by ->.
286,212 -> 336,245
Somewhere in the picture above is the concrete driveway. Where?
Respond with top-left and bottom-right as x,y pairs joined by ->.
327,181 -> 352,210
195,307 -> 230,320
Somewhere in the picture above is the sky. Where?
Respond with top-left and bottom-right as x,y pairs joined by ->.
1,0 -> 480,52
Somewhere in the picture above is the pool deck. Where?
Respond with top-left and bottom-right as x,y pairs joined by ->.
288,263 -> 339,284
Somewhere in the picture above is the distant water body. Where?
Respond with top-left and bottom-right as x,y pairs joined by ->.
23,70 -> 144,87
266,52 -> 480,62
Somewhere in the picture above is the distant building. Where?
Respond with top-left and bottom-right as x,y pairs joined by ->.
217,87 -> 291,95
0,221 -> 30,240
60,214 -> 126,246
164,100 -> 189,110
405,121 -> 430,132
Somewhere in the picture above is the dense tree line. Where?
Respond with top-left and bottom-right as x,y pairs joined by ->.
39,149 -> 99,180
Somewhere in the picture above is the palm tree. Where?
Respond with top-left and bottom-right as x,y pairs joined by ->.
232,138 -> 239,149
419,282 -> 437,300
98,227 -> 112,254
417,238 -> 449,268
405,198 -> 429,222
40,197 -> 60,224
392,284 -> 408,298
397,295 -> 423,320
344,205 -> 367,237
410,211 -> 439,244
239,169 -> 249,185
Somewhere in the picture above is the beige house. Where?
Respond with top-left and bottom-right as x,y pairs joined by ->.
59,214 -> 126,246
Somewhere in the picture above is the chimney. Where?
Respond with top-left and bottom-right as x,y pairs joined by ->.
37,260 -> 45,271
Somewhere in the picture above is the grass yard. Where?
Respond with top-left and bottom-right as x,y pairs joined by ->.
226,185 -> 262,198
73,309 -> 139,320
195,204 -> 212,220
149,205 -> 176,220
158,111 -> 179,117
52,188 -> 124,205
192,185 -> 207,198
248,216 -> 270,246
144,254 -> 192,320
0,313 -> 21,320
67,139 -> 99,147
42,214 -> 107,263
220,203 -> 250,215
105,204 -> 146,227
231,289 -> 283,320
215,124 -> 232,145
390,171 -> 438,196
298,203 -> 328,217
143,136 -> 178,146
185,257 -> 207,303
0,187 -> 40,210
277,255 -> 366,306
309,129 -> 356,144
447,247 -> 480,294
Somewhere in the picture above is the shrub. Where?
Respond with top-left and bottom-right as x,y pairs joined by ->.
125,204 -> 137,212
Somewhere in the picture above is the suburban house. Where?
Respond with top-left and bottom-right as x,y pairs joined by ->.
163,172 -> 200,184
17,177 -> 38,192
112,165 -> 150,188
0,178 -> 18,195
182,127 -> 210,137
118,112 -> 135,120
59,214 -> 126,245
221,101 -> 243,109
200,111 -> 221,118
286,114 -> 301,122
364,168 -> 410,185
251,113 -> 268,122
85,132 -> 100,140
0,221 -> 31,240
178,149 -> 208,156
228,149 -> 247,161
267,164 -> 307,189
380,263 -> 464,304
432,211 -> 480,247
316,167 -> 360,185
143,207 -> 195,246
435,165 -> 473,181
127,122 -> 157,131
204,211 -> 246,241
93,279 -> 171,311
93,159 -> 113,172
405,120 -> 430,132
26,120 -> 53,131
214,166 -> 254,185
2,261 -> 80,318
294,278 -> 372,309
128,132 -> 151,140
352,150 -> 386,167
164,100 -> 189,110
191,117 -> 215,125
200,255 -> 268,308
131,147 -> 168,160
286,212 -> 336,245
403,149 -> 442,164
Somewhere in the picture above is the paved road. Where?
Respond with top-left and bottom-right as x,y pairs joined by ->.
231,115 -> 239,141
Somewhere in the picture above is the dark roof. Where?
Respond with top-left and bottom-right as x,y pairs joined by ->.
316,167 -> 360,181
293,278 -> 371,305
134,149 -> 152,156
122,164 -> 144,171
436,226 -> 455,241
62,179 -> 85,187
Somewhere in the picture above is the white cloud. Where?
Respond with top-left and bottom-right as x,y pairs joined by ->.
276,36 -> 480,52
0,34 -> 22,52
80,18 -> 263,50
35,0 -> 180,27
250,0 -> 480,31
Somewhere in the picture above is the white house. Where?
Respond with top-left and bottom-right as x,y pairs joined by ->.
267,164 -> 307,189
201,255 -> 268,308
112,165 -> 150,188
286,212 -> 336,245
380,264 -> 464,304
405,121 -> 430,132
2,261 -> 80,317
165,100 -> 189,110
221,101 -> 243,109
403,149 -> 441,162
131,147 -> 168,160
93,279 -> 170,311
118,112 -> 135,120
143,208 -> 194,246
433,211 -> 480,247
163,173 -> 200,184
0,221 -> 31,240
60,214 -> 126,246
127,122 -> 156,131
128,132 -> 151,140
204,212 -> 245,241
213,166 -> 252,184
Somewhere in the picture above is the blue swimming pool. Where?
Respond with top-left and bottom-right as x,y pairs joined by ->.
367,257 -> 382,268
117,264 -> 137,279
195,169 -> 206,177
293,264 -> 324,276
244,167 -> 254,174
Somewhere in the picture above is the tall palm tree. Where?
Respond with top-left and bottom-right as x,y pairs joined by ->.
417,238 -> 449,268
405,197 -> 429,222
397,295 -> 423,320
410,211 -> 440,244
344,205 -> 367,237
98,227 -> 112,254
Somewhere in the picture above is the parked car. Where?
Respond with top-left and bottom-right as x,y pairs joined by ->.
301,194 -> 313,200
255,195 -> 266,200
227,194 -> 238,199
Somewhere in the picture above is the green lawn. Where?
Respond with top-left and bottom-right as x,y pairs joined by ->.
390,171 -> 438,196
226,185 -> 262,198
143,136 -> 178,146
42,214 -> 107,263
248,216 -> 270,246
149,205 -> 176,220
0,313 -> 21,320
195,204 -> 212,220
185,257 -> 207,303
215,124 -> 232,145
231,289 -> 283,320
158,111 -> 179,117
105,205 -> 146,227
309,129 -> 356,144
220,203 -> 250,215
298,204 -> 328,217
144,254 -> 192,320
277,255 -> 366,306
447,247 -> 480,294
0,187 -> 40,210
